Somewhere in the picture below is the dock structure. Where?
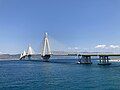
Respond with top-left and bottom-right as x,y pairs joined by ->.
78,54 -> 120,65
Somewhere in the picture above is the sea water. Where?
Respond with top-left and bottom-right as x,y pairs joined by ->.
0,59 -> 120,90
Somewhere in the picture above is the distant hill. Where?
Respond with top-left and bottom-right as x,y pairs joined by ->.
0,54 -> 20,60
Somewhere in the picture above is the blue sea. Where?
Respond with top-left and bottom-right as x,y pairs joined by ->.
0,59 -> 120,90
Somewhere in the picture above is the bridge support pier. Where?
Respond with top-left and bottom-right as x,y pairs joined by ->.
78,55 -> 92,64
28,55 -> 32,60
20,56 -> 26,60
98,56 -> 111,65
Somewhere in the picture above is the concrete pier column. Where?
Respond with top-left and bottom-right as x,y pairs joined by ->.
28,55 -> 32,60
78,55 -> 81,63
20,56 -> 26,60
80,55 -> 92,64
98,55 -> 111,65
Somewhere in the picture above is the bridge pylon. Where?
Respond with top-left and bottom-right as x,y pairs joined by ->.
27,44 -> 34,60
19,45 -> 34,60
41,33 -> 51,62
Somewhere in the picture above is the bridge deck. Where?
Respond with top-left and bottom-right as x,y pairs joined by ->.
78,54 -> 120,56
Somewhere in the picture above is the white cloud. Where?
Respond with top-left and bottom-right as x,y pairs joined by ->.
110,45 -> 119,49
74,47 -> 78,50
95,44 -> 120,49
0,52 -> 3,54
68,47 -> 79,50
95,45 -> 106,48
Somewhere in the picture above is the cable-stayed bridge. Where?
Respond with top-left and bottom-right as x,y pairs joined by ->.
20,33 -> 120,65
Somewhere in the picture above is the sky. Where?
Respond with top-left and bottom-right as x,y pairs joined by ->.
0,0 -> 120,54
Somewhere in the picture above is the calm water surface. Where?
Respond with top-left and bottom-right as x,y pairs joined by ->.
0,59 -> 120,90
